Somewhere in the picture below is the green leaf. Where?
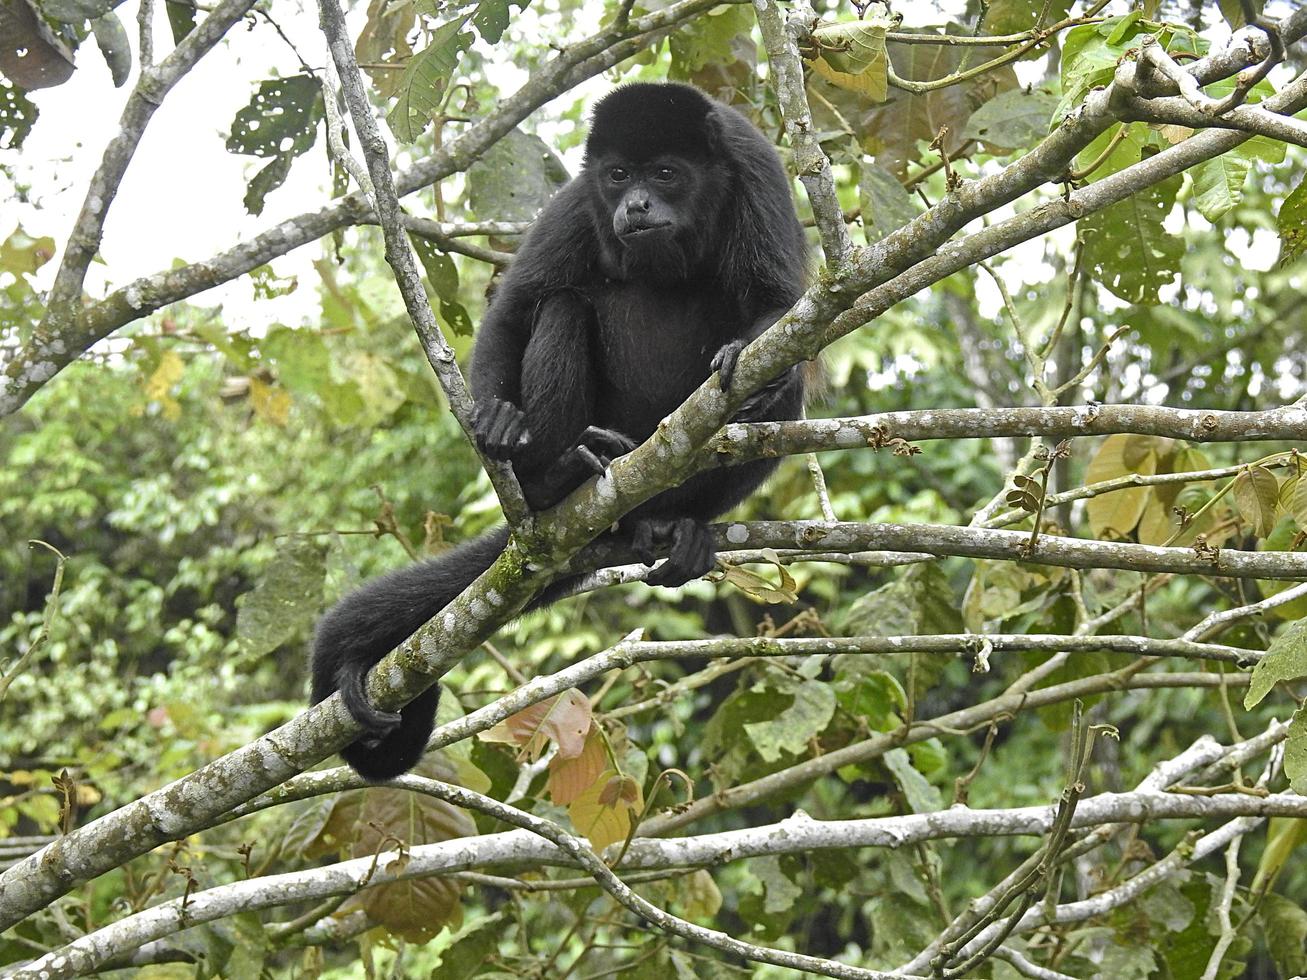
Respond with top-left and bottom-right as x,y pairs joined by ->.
90,11 -> 131,87
984,0 -> 1072,34
1105,9 -> 1143,45
436,913 -> 505,979
1278,175 -> 1307,263
411,234 -> 460,300
669,3 -> 754,79
1192,151 -> 1254,223
751,855 -> 802,915
227,74 -> 325,159
1252,814 -> 1307,894
884,746 -> 942,812
963,86 -> 1058,152
0,78 -> 38,150
164,0 -> 195,42
472,0 -> 512,44
834,670 -> 905,730
242,155 -> 293,217
386,17 -> 472,142
234,538 -> 327,659
1219,0 -> 1265,27
467,127 -> 569,222
858,162 -> 920,244
440,298 -> 474,338
1260,891 -> 1307,979
1080,168 -> 1183,304
227,74 -> 325,216
843,562 -> 961,636
743,680 -> 835,762
1245,617 -> 1307,708
1286,704 -> 1307,795
39,0 -> 115,23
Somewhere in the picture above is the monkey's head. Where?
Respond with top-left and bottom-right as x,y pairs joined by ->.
583,83 -> 730,281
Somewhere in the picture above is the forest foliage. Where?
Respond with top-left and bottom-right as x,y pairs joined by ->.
2,0 -> 1307,977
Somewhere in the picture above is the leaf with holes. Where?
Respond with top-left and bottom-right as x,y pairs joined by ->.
227,74 -> 324,215
1081,170 -> 1183,304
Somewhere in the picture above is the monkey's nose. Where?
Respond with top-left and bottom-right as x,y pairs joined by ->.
626,197 -> 651,214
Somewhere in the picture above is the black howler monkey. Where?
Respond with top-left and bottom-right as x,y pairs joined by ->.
311,82 -> 809,780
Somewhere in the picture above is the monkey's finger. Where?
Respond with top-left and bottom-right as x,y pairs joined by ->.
632,520 -> 656,566
581,425 -> 636,457
711,340 -> 744,390
575,445 -> 607,476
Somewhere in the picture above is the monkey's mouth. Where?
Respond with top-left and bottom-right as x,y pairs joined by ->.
619,222 -> 672,237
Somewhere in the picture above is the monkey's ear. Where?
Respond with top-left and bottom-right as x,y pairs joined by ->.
703,108 -> 729,158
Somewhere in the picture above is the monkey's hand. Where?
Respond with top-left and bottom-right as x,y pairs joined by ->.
573,425 -> 637,475
632,516 -> 716,587
472,397 -> 531,459
710,339 -> 746,391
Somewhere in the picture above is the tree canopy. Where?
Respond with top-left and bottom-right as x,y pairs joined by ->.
3,0 -> 1307,977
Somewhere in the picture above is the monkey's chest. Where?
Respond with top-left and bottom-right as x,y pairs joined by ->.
590,285 -> 732,437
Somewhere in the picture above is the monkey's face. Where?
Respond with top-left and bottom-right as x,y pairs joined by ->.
589,153 -> 726,280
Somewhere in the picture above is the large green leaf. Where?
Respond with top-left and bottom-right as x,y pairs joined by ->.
386,17 -> 472,142
1081,169 -> 1183,304
226,74 -> 325,215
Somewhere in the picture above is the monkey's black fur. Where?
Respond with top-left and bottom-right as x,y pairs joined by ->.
311,82 -> 809,781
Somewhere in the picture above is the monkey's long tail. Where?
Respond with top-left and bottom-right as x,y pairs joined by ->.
310,525 -> 523,781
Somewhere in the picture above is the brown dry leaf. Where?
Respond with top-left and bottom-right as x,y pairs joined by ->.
480,688 -> 592,760
547,724 -> 606,805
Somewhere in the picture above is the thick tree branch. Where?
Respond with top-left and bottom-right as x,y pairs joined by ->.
15,775 -> 1305,979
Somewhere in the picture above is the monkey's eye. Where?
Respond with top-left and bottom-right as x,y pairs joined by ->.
653,167 -> 677,182
608,167 -> 630,183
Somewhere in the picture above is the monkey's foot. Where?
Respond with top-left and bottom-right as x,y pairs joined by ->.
710,339 -> 746,391
472,397 -> 532,459
632,516 -> 716,587
573,426 -> 637,475
339,669 -> 403,748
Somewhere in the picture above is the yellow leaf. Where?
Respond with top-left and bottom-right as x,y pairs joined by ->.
805,19 -> 889,102
677,869 -> 722,920
712,553 -> 799,604
143,350 -> 184,420
1233,464 -> 1280,538
568,769 -> 643,851
248,377 -> 291,427
1084,434 -> 1156,538
1288,472 -> 1307,529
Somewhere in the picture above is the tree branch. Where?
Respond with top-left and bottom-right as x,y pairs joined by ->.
318,0 -> 529,524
